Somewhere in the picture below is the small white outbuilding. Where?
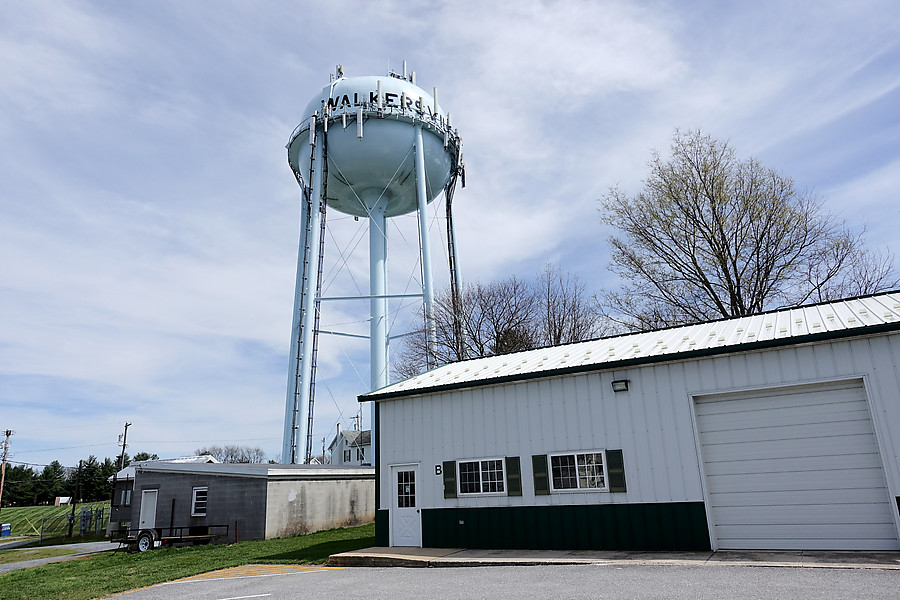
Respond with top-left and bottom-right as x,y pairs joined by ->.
362,291 -> 900,551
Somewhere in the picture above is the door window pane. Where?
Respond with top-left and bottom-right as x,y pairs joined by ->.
397,470 -> 416,508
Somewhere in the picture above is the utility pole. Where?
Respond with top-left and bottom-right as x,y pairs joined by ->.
117,422 -> 131,471
0,430 -> 12,515
112,422 -> 131,509
69,460 -> 82,538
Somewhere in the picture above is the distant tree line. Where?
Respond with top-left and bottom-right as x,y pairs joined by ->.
0,453 -> 139,508
0,444 -> 268,508
194,445 -> 266,464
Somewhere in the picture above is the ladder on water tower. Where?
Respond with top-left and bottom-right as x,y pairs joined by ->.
290,133 -> 328,465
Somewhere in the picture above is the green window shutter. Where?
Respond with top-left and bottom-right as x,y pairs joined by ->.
505,456 -> 522,496
606,449 -> 626,492
532,454 -> 550,496
442,460 -> 457,499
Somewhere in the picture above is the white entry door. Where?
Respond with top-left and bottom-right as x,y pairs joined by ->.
391,465 -> 421,547
139,490 -> 158,529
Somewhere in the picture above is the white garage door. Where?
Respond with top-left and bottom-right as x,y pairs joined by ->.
695,380 -> 899,550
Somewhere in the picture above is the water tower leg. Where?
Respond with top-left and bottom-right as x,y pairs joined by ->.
282,137 -> 324,464
369,196 -> 389,391
415,124 -> 437,367
282,206 -> 308,463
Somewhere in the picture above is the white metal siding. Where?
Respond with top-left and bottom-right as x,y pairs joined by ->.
695,380 -> 899,550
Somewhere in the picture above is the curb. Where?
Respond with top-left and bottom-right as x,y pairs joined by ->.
327,549 -> 900,570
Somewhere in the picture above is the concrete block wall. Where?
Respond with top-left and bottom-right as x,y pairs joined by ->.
265,477 -> 375,538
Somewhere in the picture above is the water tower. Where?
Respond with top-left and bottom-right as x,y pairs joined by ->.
282,64 -> 464,463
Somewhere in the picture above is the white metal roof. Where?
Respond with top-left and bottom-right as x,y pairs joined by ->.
111,455 -> 219,480
363,291 -> 900,401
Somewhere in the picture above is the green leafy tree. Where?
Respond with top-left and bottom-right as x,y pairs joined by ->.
132,452 -> 159,462
66,456 -> 113,503
36,461 -> 67,505
1,465 -> 37,507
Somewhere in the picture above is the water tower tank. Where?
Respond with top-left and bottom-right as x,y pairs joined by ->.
286,74 -> 459,217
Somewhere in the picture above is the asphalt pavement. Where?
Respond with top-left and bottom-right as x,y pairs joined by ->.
0,539 -> 115,574
110,563 -> 900,600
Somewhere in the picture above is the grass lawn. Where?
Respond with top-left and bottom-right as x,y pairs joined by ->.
0,547 -> 78,565
0,503 -> 109,539
0,523 -> 375,600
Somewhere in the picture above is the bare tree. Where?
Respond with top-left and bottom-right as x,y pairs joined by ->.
395,268 -> 604,378
536,264 -> 606,346
600,130 -> 897,330
195,445 -> 266,463
476,276 -> 539,355
394,278 -> 538,379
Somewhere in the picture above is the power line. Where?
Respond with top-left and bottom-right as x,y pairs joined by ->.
15,443 -> 113,454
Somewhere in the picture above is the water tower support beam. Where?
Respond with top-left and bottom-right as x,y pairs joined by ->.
282,131 -> 324,464
415,124 -> 437,368
369,195 -> 389,391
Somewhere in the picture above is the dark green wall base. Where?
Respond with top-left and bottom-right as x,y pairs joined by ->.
419,502 -> 710,551
375,509 -> 389,547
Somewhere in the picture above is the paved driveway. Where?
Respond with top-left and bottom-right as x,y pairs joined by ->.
0,541 -> 114,574
112,564 -> 900,600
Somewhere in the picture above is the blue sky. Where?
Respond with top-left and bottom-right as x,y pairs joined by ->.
2,0 -> 899,468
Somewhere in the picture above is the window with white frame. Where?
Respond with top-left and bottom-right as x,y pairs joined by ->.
343,449 -> 351,463
550,451 -> 607,491
191,486 -> 208,516
458,458 -> 505,495
356,447 -> 365,462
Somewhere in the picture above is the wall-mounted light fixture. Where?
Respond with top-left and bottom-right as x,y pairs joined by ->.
611,379 -> 630,393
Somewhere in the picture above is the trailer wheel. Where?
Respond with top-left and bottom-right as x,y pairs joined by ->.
137,531 -> 154,552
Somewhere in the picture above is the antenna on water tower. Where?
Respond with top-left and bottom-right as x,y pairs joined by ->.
282,63 -> 464,464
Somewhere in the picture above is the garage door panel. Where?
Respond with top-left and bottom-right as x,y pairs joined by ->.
702,451 -> 885,476
713,504 -> 897,525
700,419 -> 875,445
719,538 -> 900,551
699,405 -> 872,432
710,488 -> 887,507
699,436 -> 879,462
706,467 -> 889,493
695,380 -> 898,551
696,383 -> 864,416
716,523 -> 896,541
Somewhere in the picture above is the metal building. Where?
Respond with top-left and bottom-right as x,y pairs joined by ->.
361,291 -> 900,551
